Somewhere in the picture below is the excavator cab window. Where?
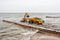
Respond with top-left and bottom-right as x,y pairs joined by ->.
27,15 -> 29,17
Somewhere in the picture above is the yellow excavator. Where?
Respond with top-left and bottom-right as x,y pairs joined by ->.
21,13 -> 44,25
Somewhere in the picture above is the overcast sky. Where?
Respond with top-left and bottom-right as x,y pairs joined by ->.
0,0 -> 60,13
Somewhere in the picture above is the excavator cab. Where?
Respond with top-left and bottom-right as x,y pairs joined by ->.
21,13 -> 29,22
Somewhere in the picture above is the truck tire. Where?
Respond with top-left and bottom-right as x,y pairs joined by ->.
29,20 -> 33,24
37,23 -> 42,25
39,23 -> 42,25
35,21 -> 39,25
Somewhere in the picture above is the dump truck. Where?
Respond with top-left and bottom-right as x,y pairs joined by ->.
21,13 -> 44,25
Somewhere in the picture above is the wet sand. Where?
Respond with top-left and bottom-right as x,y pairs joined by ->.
0,19 -> 60,40
0,20 -> 38,40
30,33 -> 60,40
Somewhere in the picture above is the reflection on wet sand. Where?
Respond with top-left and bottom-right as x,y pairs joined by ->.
0,20 -> 60,40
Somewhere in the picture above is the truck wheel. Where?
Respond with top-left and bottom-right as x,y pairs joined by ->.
29,20 -> 33,24
39,23 -> 42,25
37,23 -> 42,25
35,21 -> 39,25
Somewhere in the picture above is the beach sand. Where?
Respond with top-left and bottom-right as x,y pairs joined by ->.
0,18 -> 60,40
